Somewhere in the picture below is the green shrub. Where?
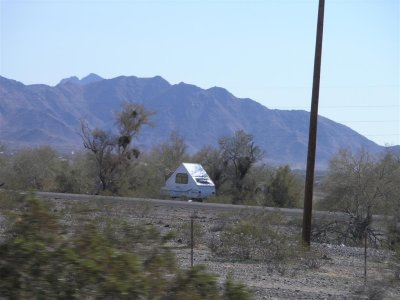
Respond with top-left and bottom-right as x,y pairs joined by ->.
0,196 -> 65,298
223,275 -> 252,300
210,211 -> 293,262
0,193 -> 252,299
262,165 -> 303,208
164,265 -> 220,300
177,219 -> 204,247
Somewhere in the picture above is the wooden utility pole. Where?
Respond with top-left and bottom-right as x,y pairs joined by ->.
302,0 -> 325,246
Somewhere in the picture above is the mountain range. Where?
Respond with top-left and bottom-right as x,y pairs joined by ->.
0,74 -> 396,169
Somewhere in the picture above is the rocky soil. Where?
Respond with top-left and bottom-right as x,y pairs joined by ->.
155,207 -> 398,299
35,195 -> 400,299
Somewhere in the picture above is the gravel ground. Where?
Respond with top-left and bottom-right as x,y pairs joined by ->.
9,193 -> 400,300
162,208 -> 399,300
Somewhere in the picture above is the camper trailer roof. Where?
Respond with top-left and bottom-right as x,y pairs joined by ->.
182,163 -> 214,186
182,163 -> 208,178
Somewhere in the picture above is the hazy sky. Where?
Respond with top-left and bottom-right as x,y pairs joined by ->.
1,0 -> 399,146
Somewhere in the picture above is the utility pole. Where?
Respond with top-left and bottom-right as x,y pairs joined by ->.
302,0 -> 325,246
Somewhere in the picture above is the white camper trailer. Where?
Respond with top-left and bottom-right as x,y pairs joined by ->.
163,163 -> 215,201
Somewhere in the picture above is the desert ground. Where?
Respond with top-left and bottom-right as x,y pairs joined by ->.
24,193 -> 400,299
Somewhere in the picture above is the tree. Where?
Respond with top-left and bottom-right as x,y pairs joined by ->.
54,152 -> 96,194
7,146 -> 60,191
80,102 -> 153,193
318,148 -> 400,244
377,151 -> 400,249
151,131 -> 189,174
132,131 -> 189,198
218,130 -> 263,202
322,149 -> 381,215
264,165 -> 303,208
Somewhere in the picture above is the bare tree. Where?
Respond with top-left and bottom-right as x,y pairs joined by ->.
218,130 -> 263,202
80,102 -> 153,193
318,148 -> 400,244
378,151 -> 400,249
150,131 -> 188,175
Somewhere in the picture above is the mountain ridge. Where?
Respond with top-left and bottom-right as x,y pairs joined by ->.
0,74 -> 396,169
58,73 -> 104,86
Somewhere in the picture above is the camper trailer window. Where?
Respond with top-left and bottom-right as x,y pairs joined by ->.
195,178 -> 210,184
175,173 -> 188,184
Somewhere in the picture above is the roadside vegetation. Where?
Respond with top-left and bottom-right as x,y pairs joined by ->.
1,101 -> 399,298
314,148 -> 400,249
0,103 -> 398,250
0,102 -> 397,250
0,102 -> 303,207
0,191 -> 251,299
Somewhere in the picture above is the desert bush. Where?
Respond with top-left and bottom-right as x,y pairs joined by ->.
177,219 -> 204,247
163,265 -> 220,299
318,149 -> 400,236
4,146 -> 61,191
118,157 -> 166,198
0,190 -> 26,211
164,265 -> 253,300
315,149 -> 400,249
298,248 -> 328,270
261,165 -> 303,208
391,242 -> 400,283
163,265 -> 253,300
351,281 -> 388,300
311,215 -> 385,247
223,275 -> 252,300
0,146 -> 97,194
0,194 -> 173,298
150,131 -> 189,175
0,193 -> 252,299
209,211 -> 293,262
53,152 -> 97,194
0,195 -> 68,298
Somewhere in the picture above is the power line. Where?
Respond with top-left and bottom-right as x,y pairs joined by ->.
262,84 -> 399,89
320,105 -> 399,108
336,120 -> 399,123
275,105 -> 399,109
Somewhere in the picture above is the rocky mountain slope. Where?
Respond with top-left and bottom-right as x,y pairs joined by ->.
0,74 -> 390,168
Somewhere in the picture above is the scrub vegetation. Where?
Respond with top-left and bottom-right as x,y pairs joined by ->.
0,192 -> 251,299
1,102 -> 399,298
0,101 -> 303,207
315,148 -> 400,249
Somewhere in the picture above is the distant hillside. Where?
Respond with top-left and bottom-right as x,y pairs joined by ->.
0,74 -> 390,169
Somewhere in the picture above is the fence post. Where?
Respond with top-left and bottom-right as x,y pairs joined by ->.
190,215 -> 194,268
364,229 -> 367,284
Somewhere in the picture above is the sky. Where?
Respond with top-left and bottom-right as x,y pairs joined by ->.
1,0 -> 399,146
